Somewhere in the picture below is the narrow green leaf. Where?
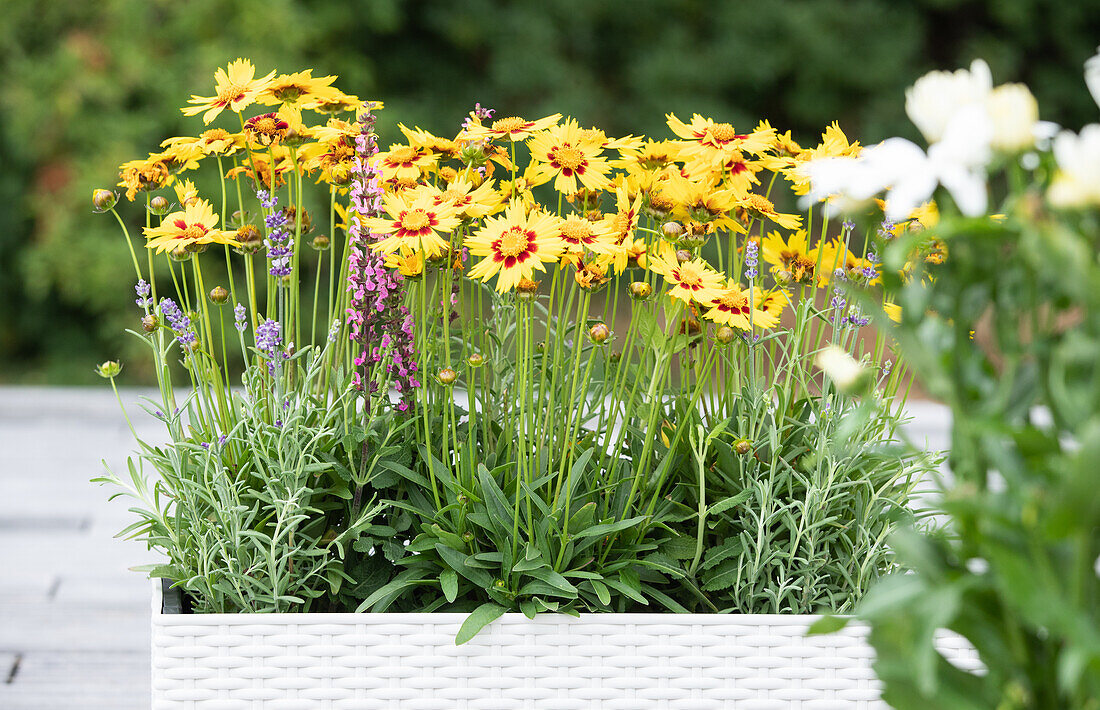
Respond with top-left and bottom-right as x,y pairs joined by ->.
456,603 -> 507,645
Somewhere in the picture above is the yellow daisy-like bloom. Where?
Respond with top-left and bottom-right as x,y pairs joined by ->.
301,92 -> 374,115
224,150 -> 293,190
762,230 -> 818,284
118,156 -> 171,202
182,59 -> 276,125
466,204 -> 565,293
738,193 -> 801,230
366,193 -> 461,260
667,113 -> 777,156
752,287 -> 786,329
384,249 -> 425,279
258,70 -> 340,107
173,178 -> 199,208
650,252 -> 725,305
143,199 -> 232,254
463,113 -> 563,142
556,214 -> 619,266
377,144 -> 438,182
883,301 -> 902,324
784,122 -> 862,195
663,174 -> 746,234
612,140 -> 684,172
575,126 -> 644,152
400,124 -> 460,159
600,187 -> 645,271
817,240 -> 876,283
703,279 -> 769,330
527,120 -> 612,195
417,178 -> 504,220
162,128 -> 245,158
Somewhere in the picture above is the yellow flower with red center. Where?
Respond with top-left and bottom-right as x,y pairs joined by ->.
161,129 -> 244,159
377,144 -> 438,182
612,140 -> 684,172
556,215 -> 619,266
173,179 -> 199,208
384,249 -> 425,279
400,124 -> 460,160
143,200 -> 232,254
527,120 -> 613,195
650,252 -> 725,305
703,279 -> 771,330
258,70 -> 341,107
225,152 -> 293,190
762,230 -> 818,284
463,113 -> 562,142
667,113 -> 777,157
599,187 -> 645,271
182,59 -> 276,125
466,204 -> 565,293
243,112 -> 290,146
414,178 -> 504,220
366,193 -> 460,260
302,92 -> 375,115
663,174 -> 745,234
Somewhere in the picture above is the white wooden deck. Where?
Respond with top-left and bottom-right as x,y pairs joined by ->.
0,387 -> 950,709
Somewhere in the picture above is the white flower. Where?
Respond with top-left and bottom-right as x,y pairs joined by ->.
906,59 -> 992,143
1048,124 -> 1100,207
802,107 -> 990,223
816,345 -> 868,394
986,84 -> 1039,152
1085,46 -> 1100,111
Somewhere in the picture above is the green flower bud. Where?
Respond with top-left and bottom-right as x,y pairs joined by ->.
437,368 -> 458,386
92,189 -> 117,212
141,314 -> 159,333
95,360 -> 122,379
208,286 -> 229,304
149,196 -> 171,216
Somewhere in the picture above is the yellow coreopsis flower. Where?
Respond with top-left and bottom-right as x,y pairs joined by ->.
663,174 -> 746,234
366,193 -> 461,259
752,287 -> 786,328
556,215 -> 620,266
600,187 -> 645,271
527,120 -> 613,195
612,139 -> 684,172
466,204 -> 565,292
667,113 -> 777,156
650,252 -> 725,305
377,144 -> 438,182
702,279 -> 769,330
162,128 -> 245,159
258,70 -> 341,108
118,156 -> 171,202
143,199 -> 232,254
738,194 -> 801,230
173,178 -> 199,207
762,230 -> 818,284
416,178 -> 504,220
384,249 -> 425,279
182,59 -> 276,125
462,113 -> 563,142
400,124 -> 460,160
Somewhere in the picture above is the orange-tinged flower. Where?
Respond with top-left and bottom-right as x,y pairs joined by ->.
162,128 -> 245,158
118,156 -> 171,201
143,199 -> 232,254
466,203 -> 565,292
415,177 -> 504,220
650,252 -> 725,304
527,119 -> 612,195
173,178 -> 199,207
738,193 -> 801,230
366,193 -> 461,259
463,113 -> 562,142
225,151 -> 293,190
243,112 -> 289,146
182,59 -> 276,125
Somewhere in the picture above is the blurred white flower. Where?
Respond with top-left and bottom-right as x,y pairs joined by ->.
1085,46 -> 1100,111
1048,124 -> 1100,207
906,59 -> 992,143
803,105 -> 990,223
987,84 -> 1039,152
816,345 -> 868,394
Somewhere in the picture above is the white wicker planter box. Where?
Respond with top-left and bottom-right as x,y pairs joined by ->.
151,581 -> 980,709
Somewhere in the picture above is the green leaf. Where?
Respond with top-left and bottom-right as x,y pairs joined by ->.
456,603 -> 508,645
707,489 -> 753,516
808,615 -> 851,635
440,570 -> 458,604
589,578 -> 611,606
525,566 -> 577,595
573,515 -> 647,540
435,544 -> 494,588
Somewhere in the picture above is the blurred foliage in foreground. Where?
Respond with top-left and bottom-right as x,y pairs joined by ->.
2,0 -> 1099,383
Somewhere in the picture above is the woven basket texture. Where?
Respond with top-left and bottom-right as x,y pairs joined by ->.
151,582 -> 982,709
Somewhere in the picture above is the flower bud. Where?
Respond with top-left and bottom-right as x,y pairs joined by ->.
283,127 -> 305,148
629,281 -> 652,301
95,360 -> 122,379
516,278 -> 540,301
458,495 -> 470,506
588,322 -> 611,344
233,225 -> 261,254
279,274 -> 293,288
208,286 -> 229,304
661,221 -> 684,239
438,166 -> 458,183
461,531 -> 475,543
141,314 -> 159,333
734,438 -> 752,456
775,269 -> 793,284
467,353 -> 484,368
169,246 -> 192,262
675,249 -> 692,264
494,579 -> 508,589
184,241 -> 207,254
148,196 -> 170,215
714,326 -> 735,344
92,189 -> 117,212
311,234 -> 330,250
437,367 -> 458,386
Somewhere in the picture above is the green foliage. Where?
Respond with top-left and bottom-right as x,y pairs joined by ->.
5,0 -> 1100,381
850,162 -> 1100,705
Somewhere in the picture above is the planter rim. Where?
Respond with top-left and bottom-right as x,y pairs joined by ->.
152,579 -> 853,626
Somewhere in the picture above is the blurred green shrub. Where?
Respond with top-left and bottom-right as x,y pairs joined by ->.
2,0 -> 1098,383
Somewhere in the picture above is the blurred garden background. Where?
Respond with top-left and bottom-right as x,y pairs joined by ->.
2,0 -> 1099,384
